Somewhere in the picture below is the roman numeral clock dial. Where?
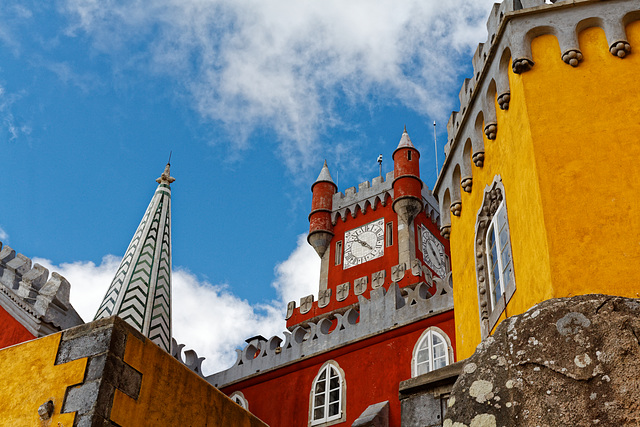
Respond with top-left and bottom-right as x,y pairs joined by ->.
343,218 -> 385,269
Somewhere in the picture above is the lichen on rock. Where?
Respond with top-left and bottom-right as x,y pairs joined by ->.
443,295 -> 640,426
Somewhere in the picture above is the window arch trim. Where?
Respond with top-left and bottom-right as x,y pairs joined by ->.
411,327 -> 454,377
474,175 -> 516,338
309,360 -> 347,426
229,391 -> 248,410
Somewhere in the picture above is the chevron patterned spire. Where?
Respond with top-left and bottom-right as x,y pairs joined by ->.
94,163 -> 174,352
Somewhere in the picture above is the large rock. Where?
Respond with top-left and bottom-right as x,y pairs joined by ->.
444,295 -> 640,426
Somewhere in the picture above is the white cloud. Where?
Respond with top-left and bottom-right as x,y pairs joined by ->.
32,233 -> 319,375
0,225 -> 8,242
0,84 -> 31,142
60,0 -> 495,173
271,233 -> 320,304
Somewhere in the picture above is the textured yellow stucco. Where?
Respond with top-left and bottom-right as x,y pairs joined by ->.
111,332 -> 268,426
0,333 -> 86,426
526,23 -> 640,301
453,21 -> 640,359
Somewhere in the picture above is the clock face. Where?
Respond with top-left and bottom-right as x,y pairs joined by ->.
343,218 -> 385,269
421,225 -> 446,277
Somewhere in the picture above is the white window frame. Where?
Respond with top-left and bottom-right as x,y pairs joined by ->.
474,176 -> 516,338
229,391 -> 248,410
485,201 -> 512,311
309,361 -> 346,426
411,327 -> 453,377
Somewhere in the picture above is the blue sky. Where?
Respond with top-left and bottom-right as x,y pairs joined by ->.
0,0 -> 495,372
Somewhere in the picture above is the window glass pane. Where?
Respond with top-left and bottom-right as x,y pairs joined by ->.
314,408 -> 324,420
432,333 -> 442,345
330,377 -> 339,390
416,348 -> 429,363
499,225 -> 509,249
329,402 -> 340,417
329,390 -> 339,403
434,356 -> 447,370
433,342 -> 446,359
314,393 -> 325,407
417,361 -> 430,375
318,370 -> 326,381
315,380 -> 325,394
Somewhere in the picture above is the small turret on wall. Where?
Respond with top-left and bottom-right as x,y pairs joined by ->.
392,127 -> 423,269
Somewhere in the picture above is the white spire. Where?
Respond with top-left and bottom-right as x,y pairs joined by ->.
94,163 -> 174,352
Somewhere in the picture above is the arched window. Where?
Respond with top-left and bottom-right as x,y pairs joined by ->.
229,391 -> 248,410
412,328 -> 452,377
310,361 -> 346,426
475,176 -> 516,338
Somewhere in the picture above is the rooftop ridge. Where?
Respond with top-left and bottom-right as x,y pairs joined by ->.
205,275 -> 453,388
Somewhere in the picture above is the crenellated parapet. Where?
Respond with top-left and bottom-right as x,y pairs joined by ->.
206,276 -> 453,388
331,171 -> 395,224
331,171 -> 440,226
0,240 -> 84,337
434,0 -> 640,236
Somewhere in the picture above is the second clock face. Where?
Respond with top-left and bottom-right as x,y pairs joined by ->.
343,218 -> 385,269
421,224 -> 446,277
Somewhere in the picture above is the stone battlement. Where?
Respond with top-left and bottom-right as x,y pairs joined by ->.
0,240 -> 84,337
331,170 -> 440,226
205,276 -> 453,388
434,0 -> 640,233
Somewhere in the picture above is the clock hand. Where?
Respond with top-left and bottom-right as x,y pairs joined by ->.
354,236 -> 372,249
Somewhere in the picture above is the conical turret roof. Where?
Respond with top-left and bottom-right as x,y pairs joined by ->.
312,160 -> 336,189
94,163 -> 174,352
393,126 -> 417,157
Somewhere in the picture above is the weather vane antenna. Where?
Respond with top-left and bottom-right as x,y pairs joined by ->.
377,154 -> 383,178
433,121 -> 439,177
168,150 -> 172,165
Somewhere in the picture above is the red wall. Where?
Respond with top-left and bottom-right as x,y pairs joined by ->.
223,310 -> 455,427
0,305 -> 36,349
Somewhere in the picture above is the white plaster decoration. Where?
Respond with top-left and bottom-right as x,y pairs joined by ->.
318,289 -> 332,308
411,327 -> 454,378
391,263 -> 406,282
411,259 -> 423,277
497,92 -> 510,110
610,40 -> 631,58
286,301 -> 296,319
300,295 -> 315,314
461,176 -> 473,193
371,270 -> 386,289
354,276 -> 368,296
472,151 -> 485,168
0,240 -> 83,338
229,391 -> 249,410
562,49 -> 583,67
433,0 -> 640,219
309,361 -> 347,426
483,123 -> 497,140
206,282 -> 453,388
474,176 -> 516,339
450,202 -> 462,217
336,283 -> 350,302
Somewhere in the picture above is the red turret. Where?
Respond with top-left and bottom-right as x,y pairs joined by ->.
392,127 -> 423,215
308,160 -> 337,257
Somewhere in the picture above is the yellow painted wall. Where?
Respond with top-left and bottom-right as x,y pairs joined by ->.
111,332 -> 268,426
452,54 -> 554,358
454,21 -> 640,359
0,333 -> 86,427
525,23 -> 640,300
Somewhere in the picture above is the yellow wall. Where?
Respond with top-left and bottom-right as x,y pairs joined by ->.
453,21 -> 640,359
0,333 -> 86,427
111,332 -> 268,427
525,23 -> 640,300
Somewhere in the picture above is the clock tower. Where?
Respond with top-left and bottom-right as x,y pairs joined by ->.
287,128 -> 450,326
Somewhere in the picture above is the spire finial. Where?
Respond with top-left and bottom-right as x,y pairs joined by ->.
404,124 -> 407,133
156,161 -> 176,185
